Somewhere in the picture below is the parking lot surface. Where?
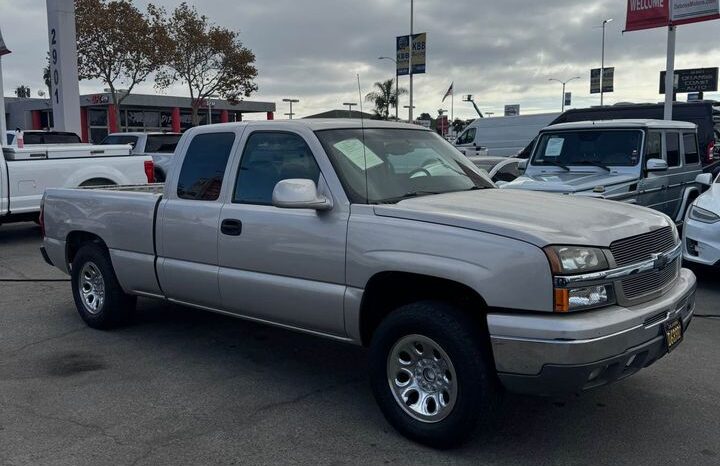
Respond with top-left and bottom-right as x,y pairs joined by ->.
1,222 -> 719,466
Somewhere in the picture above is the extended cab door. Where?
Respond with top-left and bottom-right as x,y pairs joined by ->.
217,126 -> 349,336
156,130 -> 241,309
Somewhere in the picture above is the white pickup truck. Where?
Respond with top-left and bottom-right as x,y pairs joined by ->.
1,140 -> 154,225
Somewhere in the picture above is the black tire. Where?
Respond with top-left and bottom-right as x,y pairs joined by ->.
369,301 -> 498,449
70,243 -> 136,329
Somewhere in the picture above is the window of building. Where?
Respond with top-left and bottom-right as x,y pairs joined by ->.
177,132 -> 236,201
234,132 -> 320,205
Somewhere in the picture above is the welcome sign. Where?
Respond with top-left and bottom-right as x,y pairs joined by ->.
626,0 -> 720,31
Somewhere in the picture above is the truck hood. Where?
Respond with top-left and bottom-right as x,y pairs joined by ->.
373,189 -> 671,247
500,171 -> 637,194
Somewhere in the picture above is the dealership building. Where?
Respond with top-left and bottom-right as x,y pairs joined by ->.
4,92 -> 276,143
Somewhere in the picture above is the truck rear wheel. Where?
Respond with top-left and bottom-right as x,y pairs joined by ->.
70,244 -> 136,329
368,301 -> 497,448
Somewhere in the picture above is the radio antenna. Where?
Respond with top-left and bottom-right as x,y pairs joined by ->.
357,74 -> 369,203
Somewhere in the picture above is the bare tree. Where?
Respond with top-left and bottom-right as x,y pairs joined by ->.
75,0 -> 168,128
152,2 -> 258,125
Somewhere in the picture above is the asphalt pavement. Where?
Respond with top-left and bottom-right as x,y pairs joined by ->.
1,222 -> 719,466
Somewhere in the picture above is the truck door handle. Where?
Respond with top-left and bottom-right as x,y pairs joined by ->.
221,219 -> 242,236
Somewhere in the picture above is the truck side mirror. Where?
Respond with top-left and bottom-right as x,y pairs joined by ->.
695,173 -> 713,187
272,179 -> 333,211
518,160 -> 528,170
646,158 -> 668,172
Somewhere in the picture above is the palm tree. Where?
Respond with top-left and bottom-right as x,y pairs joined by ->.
365,78 -> 408,120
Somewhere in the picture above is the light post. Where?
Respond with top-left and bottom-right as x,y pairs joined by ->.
549,76 -> 580,112
409,0 -> 414,123
282,98 -> 299,119
600,18 -> 613,106
378,56 -> 399,120
404,105 -> 416,123
343,102 -> 357,118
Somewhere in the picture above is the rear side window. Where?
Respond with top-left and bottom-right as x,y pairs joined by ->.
101,135 -> 139,147
665,133 -> 680,167
177,132 -> 236,201
683,133 -> 699,165
146,134 -> 181,153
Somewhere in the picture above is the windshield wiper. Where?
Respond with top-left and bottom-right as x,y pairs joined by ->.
542,159 -> 570,171
379,191 -> 443,204
577,161 -> 611,172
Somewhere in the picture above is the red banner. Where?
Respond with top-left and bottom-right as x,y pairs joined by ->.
625,0 -> 670,31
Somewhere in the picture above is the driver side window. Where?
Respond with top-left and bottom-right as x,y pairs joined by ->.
645,131 -> 662,160
233,132 -> 320,206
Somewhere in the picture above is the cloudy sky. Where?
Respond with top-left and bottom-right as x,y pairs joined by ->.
1,0 -> 720,120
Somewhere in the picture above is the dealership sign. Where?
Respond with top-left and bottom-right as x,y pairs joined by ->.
504,105 -> 520,117
659,67 -> 719,93
396,33 -> 427,76
626,0 -> 720,31
590,68 -> 615,94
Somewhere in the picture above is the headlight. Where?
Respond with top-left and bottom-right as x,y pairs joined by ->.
554,285 -> 615,312
544,246 -> 609,274
689,205 -> 720,224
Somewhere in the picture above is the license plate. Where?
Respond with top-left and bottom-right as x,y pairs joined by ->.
664,319 -> 684,352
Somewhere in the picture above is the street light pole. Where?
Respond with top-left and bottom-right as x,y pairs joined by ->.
282,98 -> 299,120
549,77 -> 580,112
409,0 -> 414,123
378,57 -> 399,120
600,18 -> 613,107
343,102 -> 357,118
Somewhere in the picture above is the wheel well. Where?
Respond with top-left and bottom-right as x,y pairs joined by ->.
79,178 -> 116,187
359,272 -> 488,346
66,231 -> 108,266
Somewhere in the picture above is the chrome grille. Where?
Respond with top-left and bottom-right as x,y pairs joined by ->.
620,259 -> 679,300
610,226 -> 676,267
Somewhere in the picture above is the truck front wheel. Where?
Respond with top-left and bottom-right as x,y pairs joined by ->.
70,244 -> 136,329
368,301 -> 498,448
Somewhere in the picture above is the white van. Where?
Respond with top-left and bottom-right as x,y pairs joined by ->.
455,112 -> 560,157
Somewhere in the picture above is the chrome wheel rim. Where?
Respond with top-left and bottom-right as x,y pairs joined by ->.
387,334 -> 458,423
79,262 -> 105,315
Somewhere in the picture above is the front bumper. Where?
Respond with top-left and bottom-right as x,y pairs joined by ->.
683,218 -> 720,266
488,268 -> 696,395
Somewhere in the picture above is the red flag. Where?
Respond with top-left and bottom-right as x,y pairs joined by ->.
442,82 -> 453,102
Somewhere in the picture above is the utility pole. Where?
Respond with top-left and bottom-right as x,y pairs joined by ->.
549,77 -> 580,112
343,102 -> 357,118
408,0 -> 414,123
378,56 -> 399,119
600,18 -> 613,106
0,27 -> 9,146
282,98 -> 299,120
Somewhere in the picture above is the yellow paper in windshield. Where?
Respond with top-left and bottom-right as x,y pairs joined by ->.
334,139 -> 383,170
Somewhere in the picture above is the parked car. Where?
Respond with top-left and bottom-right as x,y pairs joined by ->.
454,112 -> 560,157
552,101 -> 720,176
100,132 -> 182,182
683,172 -> 720,266
41,120 -> 696,448
1,141 -> 154,225
502,120 -> 706,225
5,130 -> 83,146
467,156 -> 524,183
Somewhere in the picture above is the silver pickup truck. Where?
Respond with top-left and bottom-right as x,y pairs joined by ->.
40,120 -> 696,448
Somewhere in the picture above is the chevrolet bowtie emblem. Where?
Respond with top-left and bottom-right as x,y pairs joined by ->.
651,252 -> 669,271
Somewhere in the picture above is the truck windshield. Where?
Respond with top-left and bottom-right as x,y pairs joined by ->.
315,128 -> 493,204
532,130 -> 643,168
